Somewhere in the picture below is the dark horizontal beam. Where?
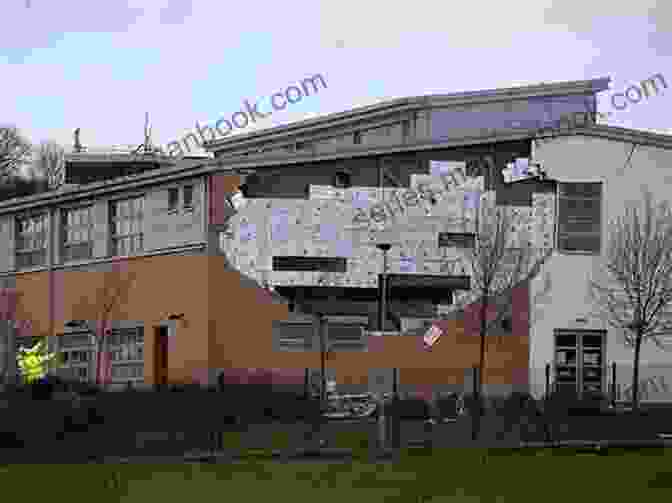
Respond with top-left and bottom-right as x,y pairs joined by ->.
384,274 -> 470,291
272,256 -> 347,273
438,232 -> 475,248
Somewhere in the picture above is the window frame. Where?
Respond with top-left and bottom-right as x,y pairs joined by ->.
108,326 -> 145,383
554,329 -> 606,397
109,195 -> 145,257
168,187 -> 180,213
60,204 -> 94,263
183,184 -> 194,211
556,182 -> 603,255
14,212 -> 49,269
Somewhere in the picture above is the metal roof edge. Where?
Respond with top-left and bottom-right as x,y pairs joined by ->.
203,77 -> 611,152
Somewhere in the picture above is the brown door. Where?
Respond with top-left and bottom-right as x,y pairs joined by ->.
154,326 -> 169,386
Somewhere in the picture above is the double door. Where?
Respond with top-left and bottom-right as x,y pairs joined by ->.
554,329 -> 605,397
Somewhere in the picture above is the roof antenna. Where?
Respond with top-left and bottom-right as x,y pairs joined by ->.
132,112 -> 155,156
73,128 -> 83,153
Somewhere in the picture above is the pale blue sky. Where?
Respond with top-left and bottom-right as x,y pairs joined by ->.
1,0 -> 670,156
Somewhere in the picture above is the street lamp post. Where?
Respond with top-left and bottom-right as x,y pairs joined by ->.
376,243 -> 400,449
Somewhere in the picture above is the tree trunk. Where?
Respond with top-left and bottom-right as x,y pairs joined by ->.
472,297 -> 488,441
632,331 -> 643,412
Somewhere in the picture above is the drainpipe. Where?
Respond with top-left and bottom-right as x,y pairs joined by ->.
48,206 -> 56,377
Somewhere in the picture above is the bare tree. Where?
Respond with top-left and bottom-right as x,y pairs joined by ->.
70,263 -> 137,386
589,189 -> 672,412
0,126 -> 33,182
446,205 -> 552,440
32,140 -> 66,189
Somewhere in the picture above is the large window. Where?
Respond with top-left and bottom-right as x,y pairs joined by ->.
108,327 -> 144,382
554,329 -> 605,396
59,332 -> 94,382
15,213 -> 48,269
110,196 -> 144,257
557,182 -> 602,254
61,206 -> 93,262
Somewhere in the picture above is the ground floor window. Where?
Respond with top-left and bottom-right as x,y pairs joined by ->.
554,329 -> 605,396
58,332 -> 94,382
108,326 -> 144,383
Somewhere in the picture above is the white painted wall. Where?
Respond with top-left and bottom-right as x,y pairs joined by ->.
530,134 -> 672,399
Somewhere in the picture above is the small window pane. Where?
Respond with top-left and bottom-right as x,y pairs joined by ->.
168,188 -> 179,210
183,186 -> 194,207
556,333 -> 577,347
582,334 -> 603,348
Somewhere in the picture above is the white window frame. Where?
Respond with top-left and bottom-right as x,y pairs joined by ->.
15,212 -> 49,269
108,326 -> 145,383
183,184 -> 194,212
61,205 -> 94,263
109,195 -> 145,257
168,187 -> 180,213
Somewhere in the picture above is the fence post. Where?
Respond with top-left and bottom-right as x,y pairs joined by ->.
610,362 -> 616,406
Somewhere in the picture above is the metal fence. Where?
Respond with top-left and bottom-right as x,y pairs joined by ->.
530,363 -> 672,404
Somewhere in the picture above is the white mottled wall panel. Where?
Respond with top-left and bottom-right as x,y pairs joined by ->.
220,182 -> 555,289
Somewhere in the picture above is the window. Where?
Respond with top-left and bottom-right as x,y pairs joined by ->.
273,320 -> 313,352
296,141 -> 312,152
108,327 -> 144,382
334,171 -> 352,188
557,182 -> 602,254
183,185 -> 194,210
15,213 -> 48,269
110,196 -> 144,257
328,323 -> 367,351
168,188 -> 179,212
61,206 -> 93,262
353,131 -> 362,145
58,332 -> 94,382
554,329 -> 605,396
402,120 -> 411,141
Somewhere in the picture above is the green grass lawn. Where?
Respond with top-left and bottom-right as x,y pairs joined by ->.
2,448 -> 672,502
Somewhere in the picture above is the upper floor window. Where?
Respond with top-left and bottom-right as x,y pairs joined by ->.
168,185 -> 195,213
168,188 -> 179,212
558,182 -> 602,254
557,182 -> 602,254
61,206 -> 93,262
15,213 -> 48,269
402,120 -> 411,141
183,185 -> 194,210
353,131 -> 362,144
110,196 -> 144,257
